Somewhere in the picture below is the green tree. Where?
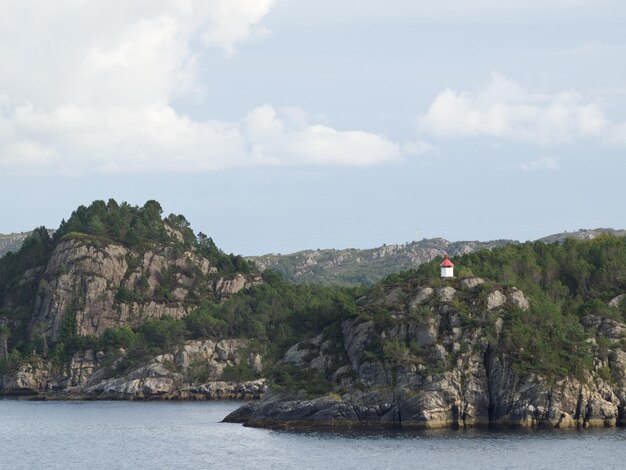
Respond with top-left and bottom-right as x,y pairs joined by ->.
0,324 -> 9,358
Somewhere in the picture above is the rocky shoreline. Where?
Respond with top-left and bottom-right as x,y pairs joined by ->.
222,281 -> 626,431
1,381 -> 266,402
0,339 -> 266,401
223,390 -> 624,431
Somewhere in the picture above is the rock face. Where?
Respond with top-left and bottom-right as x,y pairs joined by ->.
20,236 -> 261,341
0,339 -> 266,400
225,279 -> 626,430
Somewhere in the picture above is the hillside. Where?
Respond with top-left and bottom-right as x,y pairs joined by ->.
538,228 -> 626,244
0,233 -> 39,259
247,228 -> 626,286
226,236 -> 626,429
0,200 -> 355,399
247,239 -> 514,285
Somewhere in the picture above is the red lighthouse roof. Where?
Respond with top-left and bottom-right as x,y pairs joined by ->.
440,255 -> 454,268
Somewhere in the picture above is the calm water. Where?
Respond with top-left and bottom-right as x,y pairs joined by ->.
1,400 -> 626,469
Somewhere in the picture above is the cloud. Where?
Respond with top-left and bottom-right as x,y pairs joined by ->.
243,105 -> 402,166
417,73 -> 609,144
521,157 -> 560,171
0,1 -> 405,174
200,0 -> 276,54
0,99 -> 402,174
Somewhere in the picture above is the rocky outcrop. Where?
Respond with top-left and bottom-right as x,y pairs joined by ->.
225,278 -> 626,430
0,339 -> 266,400
609,294 -> 626,309
0,360 -> 52,394
25,237 -> 261,341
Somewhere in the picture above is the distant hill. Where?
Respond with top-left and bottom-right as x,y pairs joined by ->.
247,228 -> 626,285
247,238 -> 514,285
538,228 -> 626,244
0,232 -> 40,259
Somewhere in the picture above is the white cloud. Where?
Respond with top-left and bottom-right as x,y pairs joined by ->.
243,105 -> 402,166
521,157 -> 560,171
418,73 -> 609,144
0,99 -> 401,174
0,1 -> 406,174
200,0 -> 275,54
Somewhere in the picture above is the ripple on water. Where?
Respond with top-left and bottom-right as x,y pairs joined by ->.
1,400 -> 626,470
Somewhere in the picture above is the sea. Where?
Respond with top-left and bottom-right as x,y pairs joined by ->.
1,400 -> 625,469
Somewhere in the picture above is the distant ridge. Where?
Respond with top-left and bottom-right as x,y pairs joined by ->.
538,228 -> 626,244
247,228 -> 626,285
0,232 -> 37,259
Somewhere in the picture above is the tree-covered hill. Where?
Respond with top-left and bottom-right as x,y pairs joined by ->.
0,200 -> 262,371
226,236 -> 626,430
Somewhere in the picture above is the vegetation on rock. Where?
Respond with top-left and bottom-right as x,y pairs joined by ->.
2,200 -> 626,424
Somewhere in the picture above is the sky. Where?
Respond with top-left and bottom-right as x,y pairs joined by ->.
1,0 -> 625,255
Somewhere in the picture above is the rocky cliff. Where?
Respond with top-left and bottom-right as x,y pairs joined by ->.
225,277 -> 626,430
0,200 -> 269,399
20,235 -> 260,342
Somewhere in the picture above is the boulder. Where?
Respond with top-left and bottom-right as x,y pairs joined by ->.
409,287 -> 434,308
436,287 -> 456,302
508,288 -> 530,311
486,290 -> 506,310
609,294 -> 626,308
459,277 -> 485,290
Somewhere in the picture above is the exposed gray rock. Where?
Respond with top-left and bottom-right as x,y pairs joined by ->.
459,277 -> 485,290
508,288 -> 530,311
283,343 -> 314,367
226,281 -> 626,431
23,237 -> 261,342
0,339 -> 263,400
436,287 -> 456,302
486,290 -> 506,310
409,288 -> 434,308
582,316 -> 626,342
609,294 -> 626,308
343,318 -> 375,372
175,340 -> 216,369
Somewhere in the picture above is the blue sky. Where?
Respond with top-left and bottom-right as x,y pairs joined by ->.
1,0 -> 625,254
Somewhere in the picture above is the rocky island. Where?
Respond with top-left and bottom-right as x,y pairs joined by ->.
2,200 -> 626,431
0,200 -> 268,399
226,279 -> 626,429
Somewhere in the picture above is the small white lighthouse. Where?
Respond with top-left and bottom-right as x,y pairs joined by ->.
440,254 -> 454,278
